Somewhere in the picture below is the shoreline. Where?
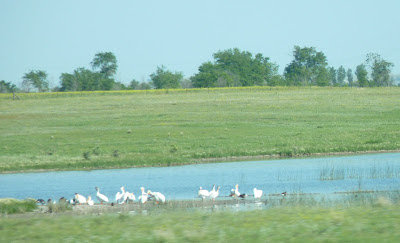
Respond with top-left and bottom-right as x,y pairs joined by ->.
1,149 -> 399,174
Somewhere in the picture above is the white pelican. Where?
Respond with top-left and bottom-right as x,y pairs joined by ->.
116,186 -> 126,204
253,188 -> 263,199
75,193 -> 87,204
95,187 -> 109,204
125,192 -> 136,203
234,184 -> 240,197
231,184 -> 246,199
209,186 -> 220,201
147,190 -> 166,204
87,196 -> 94,206
198,187 -> 210,200
138,187 -> 148,204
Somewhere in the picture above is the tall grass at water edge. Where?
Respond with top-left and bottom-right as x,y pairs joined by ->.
320,163 -> 400,180
1,87 -> 399,172
0,198 -> 37,214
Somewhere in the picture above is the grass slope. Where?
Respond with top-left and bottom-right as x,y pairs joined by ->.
1,87 -> 399,172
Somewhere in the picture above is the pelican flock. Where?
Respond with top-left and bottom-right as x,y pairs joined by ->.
36,184 -> 273,207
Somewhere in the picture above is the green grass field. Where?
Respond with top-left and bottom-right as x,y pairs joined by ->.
1,204 -> 399,242
1,87 -> 399,172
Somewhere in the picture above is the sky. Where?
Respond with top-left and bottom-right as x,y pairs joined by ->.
1,0 -> 399,87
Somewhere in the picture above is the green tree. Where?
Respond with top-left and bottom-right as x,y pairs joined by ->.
191,48 -> 278,88
329,67 -> 337,86
150,66 -> 183,89
60,68 -> 114,91
347,68 -> 353,87
128,79 -> 140,90
284,46 -> 328,86
355,64 -> 368,87
22,70 -> 49,92
366,53 -> 394,87
213,48 -> 278,86
337,66 -> 346,86
91,52 -> 118,79
191,62 -> 220,88
0,80 -> 17,93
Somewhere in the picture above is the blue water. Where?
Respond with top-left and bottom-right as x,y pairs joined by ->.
0,153 -> 399,203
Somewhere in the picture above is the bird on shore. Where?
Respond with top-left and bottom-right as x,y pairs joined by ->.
253,188 -> 263,199
75,193 -> 87,204
95,187 -> 109,204
138,187 -> 148,204
281,191 -> 287,197
198,187 -> 210,200
36,199 -> 45,205
147,190 -> 166,203
116,186 -> 126,204
125,192 -> 136,203
231,184 -> 246,199
209,186 -> 220,201
87,196 -> 94,206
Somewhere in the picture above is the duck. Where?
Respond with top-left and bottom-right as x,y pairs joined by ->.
198,186 -> 210,200
87,196 -> 94,206
253,188 -> 263,199
116,186 -> 126,204
36,199 -> 46,205
138,187 -> 148,204
209,186 -> 220,201
74,193 -> 87,204
95,187 -> 109,204
147,190 -> 166,204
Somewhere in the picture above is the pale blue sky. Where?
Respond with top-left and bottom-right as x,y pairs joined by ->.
1,0 -> 399,87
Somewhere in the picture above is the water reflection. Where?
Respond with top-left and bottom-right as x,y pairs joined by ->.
0,153 -> 399,203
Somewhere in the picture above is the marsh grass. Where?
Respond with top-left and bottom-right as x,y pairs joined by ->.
1,87 -> 399,172
47,201 -> 72,213
320,163 -> 400,181
0,198 -> 37,214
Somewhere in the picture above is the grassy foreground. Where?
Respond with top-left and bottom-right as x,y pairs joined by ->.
1,87 -> 399,172
1,204 -> 400,242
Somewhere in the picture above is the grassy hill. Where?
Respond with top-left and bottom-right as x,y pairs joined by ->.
1,86 -> 399,173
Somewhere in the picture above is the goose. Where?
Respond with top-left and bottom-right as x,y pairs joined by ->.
138,187 -> 148,204
253,188 -> 263,199
74,193 -> 87,204
209,186 -> 220,201
116,186 -> 126,204
95,187 -> 109,204
198,187 -> 210,200
87,196 -> 94,206
147,190 -> 166,203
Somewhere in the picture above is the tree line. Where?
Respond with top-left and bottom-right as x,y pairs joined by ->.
1,46 -> 396,93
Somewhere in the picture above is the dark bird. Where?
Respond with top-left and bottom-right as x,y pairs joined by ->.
36,199 -> 45,205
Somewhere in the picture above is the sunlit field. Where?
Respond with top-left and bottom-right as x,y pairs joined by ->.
0,86 -> 399,172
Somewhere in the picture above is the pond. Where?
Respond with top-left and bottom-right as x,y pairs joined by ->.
0,153 -> 399,203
